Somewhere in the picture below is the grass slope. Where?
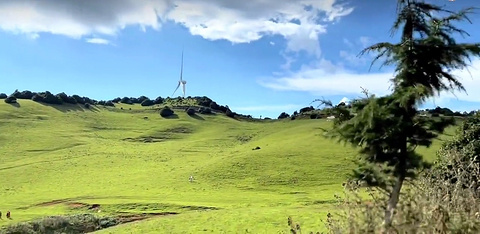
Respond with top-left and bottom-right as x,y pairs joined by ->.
0,100 -> 450,233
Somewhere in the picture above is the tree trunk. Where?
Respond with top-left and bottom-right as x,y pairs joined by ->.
384,168 -> 406,228
384,153 -> 407,230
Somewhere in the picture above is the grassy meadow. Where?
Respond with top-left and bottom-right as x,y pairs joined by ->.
0,99 -> 453,233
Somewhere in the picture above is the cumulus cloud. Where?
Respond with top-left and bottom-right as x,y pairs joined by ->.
0,0 -> 353,55
259,58 -> 480,103
86,38 -> 111,45
232,104 -> 303,112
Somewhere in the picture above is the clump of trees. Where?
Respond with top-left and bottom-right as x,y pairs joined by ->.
0,93 -> 7,99
312,0 -> 480,231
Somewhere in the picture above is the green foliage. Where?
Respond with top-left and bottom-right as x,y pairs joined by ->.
104,101 -> 115,107
120,97 -> 133,105
12,90 -> 34,99
4,96 -> 17,104
317,0 -> 480,228
1,214 -> 118,234
140,99 -> 155,107
226,109 -> 235,118
0,93 -> 7,99
186,107 -> 196,116
277,112 -> 290,119
432,114 -> 480,189
32,91 -> 63,105
199,107 -> 213,115
160,106 -> 174,117
324,120 -> 480,233
153,96 -> 164,105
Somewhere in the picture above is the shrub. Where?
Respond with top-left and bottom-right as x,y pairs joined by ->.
299,106 -> 314,113
120,97 -> 133,104
199,107 -> 213,114
154,96 -> 164,105
160,106 -> 174,117
186,108 -> 196,116
84,103 -> 91,109
198,96 -> 213,107
32,94 -> 43,102
278,112 -> 290,119
0,93 -> 7,99
71,95 -> 85,104
226,109 -> 235,118
12,90 -> 35,99
4,96 -> 17,104
137,96 -> 149,104
0,214 -> 118,234
57,92 -> 77,104
310,113 -> 318,119
42,92 -> 63,105
141,99 -> 155,106
104,101 -> 115,107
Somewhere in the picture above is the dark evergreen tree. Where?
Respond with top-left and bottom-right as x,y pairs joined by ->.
317,0 -> 480,228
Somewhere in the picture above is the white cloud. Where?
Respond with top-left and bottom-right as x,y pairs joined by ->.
232,104 -> 303,112
338,36 -> 374,67
260,58 -> 480,103
0,0 -> 353,56
86,38 -> 111,45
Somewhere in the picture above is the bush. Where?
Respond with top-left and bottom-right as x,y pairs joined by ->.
137,96 -> 149,104
84,103 -> 91,109
57,92 -> 77,104
0,93 -> 7,99
120,97 -> 133,104
199,107 -> 213,114
299,106 -> 314,113
32,94 -> 42,102
0,214 -> 118,234
160,107 -> 174,117
43,92 -> 63,105
186,108 -> 196,116
278,112 -> 290,119
141,99 -> 155,107
226,109 -> 235,118
310,113 -> 318,119
154,96 -> 164,105
12,90 -> 35,99
104,101 -> 115,107
71,95 -> 85,104
4,96 -> 17,104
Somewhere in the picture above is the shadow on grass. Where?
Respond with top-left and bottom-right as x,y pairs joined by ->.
7,102 -> 21,108
37,102 -> 100,113
161,114 -> 179,119
188,114 -> 205,121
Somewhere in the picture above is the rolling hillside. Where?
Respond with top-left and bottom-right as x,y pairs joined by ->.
0,99 -> 449,233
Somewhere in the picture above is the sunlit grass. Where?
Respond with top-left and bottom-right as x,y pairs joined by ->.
0,100 -> 447,233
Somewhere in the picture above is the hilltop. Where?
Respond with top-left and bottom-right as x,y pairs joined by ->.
0,94 -> 451,233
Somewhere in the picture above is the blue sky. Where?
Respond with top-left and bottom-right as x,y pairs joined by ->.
1,0 -> 479,118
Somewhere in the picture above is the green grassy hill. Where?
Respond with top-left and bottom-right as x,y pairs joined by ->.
0,100 -> 451,233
